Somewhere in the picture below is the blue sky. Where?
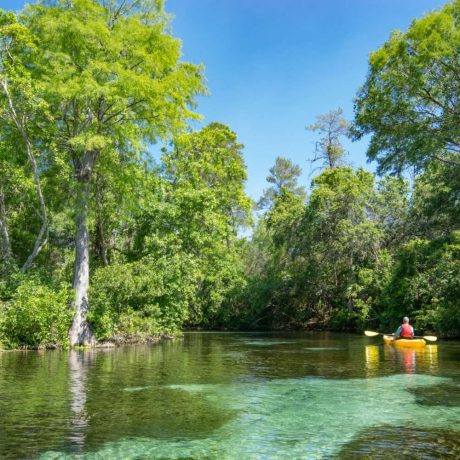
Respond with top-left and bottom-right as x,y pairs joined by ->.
7,0 -> 448,200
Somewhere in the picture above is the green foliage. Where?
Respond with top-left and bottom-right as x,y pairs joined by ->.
353,0 -> 460,174
375,176 -> 410,248
381,233 -> 460,336
258,157 -> 306,210
410,159 -> 460,239
158,123 -> 251,325
6,0 -> 206,344
0,276 -> 72,348
298,168 -> 382,328
1,0 -> 460,347
83,123 -> 252,337
307,108 -> 349,170
266,188 -> 305,249
239,167 -> 386,330
240,160 -> 460,335
22,0 -> 205,153
88,256 -> 196,342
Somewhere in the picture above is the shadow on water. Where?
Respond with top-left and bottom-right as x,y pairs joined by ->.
336,425 -> 460,459
409,381 -> 460,407
82,363 -> 237,452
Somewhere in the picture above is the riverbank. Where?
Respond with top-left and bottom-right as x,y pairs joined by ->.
0,333 -> 178,351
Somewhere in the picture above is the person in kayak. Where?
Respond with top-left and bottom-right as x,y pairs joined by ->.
394,316 -> 414,339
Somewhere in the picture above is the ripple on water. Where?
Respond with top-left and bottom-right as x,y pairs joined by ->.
244,341 -> 296,346
123,386 -> 152,392
304,347 -> 345,351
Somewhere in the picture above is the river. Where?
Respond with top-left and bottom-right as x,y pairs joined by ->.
1,332 -> 459,459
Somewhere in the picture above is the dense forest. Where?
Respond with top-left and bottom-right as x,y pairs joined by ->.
0,0 -> 459,348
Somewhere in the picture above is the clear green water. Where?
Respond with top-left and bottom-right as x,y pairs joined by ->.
1,332 -> 460,459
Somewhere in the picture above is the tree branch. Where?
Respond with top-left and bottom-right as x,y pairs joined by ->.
0,78 -> 49,271
103,99 -> 145,123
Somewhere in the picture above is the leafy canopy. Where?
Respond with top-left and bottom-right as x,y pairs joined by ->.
21,0 -> 205,168
353,0 -> 460,174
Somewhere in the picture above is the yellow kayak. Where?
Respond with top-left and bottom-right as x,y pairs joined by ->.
383,335 -> 426,348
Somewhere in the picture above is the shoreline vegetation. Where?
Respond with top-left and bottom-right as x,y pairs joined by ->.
0,333 -> 173,351
1,1 -> 460,350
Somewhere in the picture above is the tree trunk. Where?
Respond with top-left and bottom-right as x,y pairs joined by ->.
0,79 -> 48,272
69,182 -> 96,347
19,127 -> 48,272
20,140 -> 49,271
0,185 -> 12,263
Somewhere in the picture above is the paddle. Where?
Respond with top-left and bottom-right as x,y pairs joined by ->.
364,330 -> 438,342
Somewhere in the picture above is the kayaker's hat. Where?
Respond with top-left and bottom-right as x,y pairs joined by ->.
403,316 -> 409,323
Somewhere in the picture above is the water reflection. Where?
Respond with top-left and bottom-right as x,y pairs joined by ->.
0,350 -> 70,459
365,344 -> 439,376
425,345 -> 439,372
401,349 -> 416,373
68,350 -> 94,454
365,345 -> 380,377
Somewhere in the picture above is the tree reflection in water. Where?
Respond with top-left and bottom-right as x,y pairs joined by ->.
68,350 -> 93,454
